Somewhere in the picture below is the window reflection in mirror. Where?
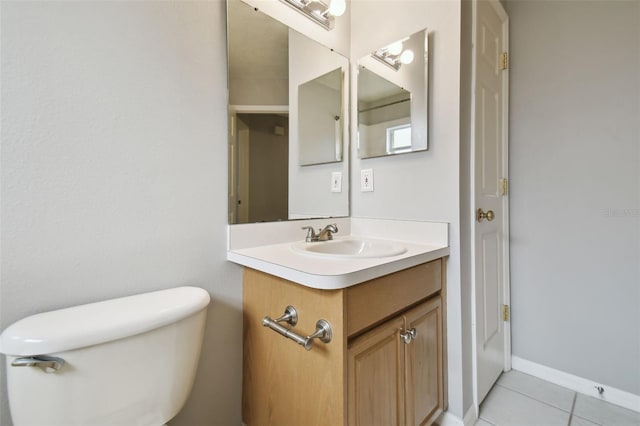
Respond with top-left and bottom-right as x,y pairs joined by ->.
227,0 -> 349,224
357,29 -> 428,159
357,67 -> 411,157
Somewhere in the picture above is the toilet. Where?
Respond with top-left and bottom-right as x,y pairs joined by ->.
0,286 -> 210,426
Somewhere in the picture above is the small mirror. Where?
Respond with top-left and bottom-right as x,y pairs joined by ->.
298,68 -> 343,166
357,29 -> 428,159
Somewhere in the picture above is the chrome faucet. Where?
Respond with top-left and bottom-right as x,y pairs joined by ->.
302,223 -> 338,242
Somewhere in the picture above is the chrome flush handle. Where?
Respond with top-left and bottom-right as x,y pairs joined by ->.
11,355 -> 65,373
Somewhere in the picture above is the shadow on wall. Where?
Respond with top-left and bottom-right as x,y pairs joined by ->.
0,358 -> 7,426
168,298 -> 243,426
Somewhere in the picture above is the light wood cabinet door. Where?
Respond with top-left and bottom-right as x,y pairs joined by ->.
348,298 -> 443,426
348,316 -> 406,426
404,298 -> 443,426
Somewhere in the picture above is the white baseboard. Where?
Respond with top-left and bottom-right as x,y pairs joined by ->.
437,411 -> 464,426
437,405 -> 477,426
512,356 -> 640,414
463,404 -> 478,426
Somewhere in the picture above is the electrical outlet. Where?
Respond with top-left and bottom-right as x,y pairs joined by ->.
360,169 -> 374,192
331,172 -> 342,193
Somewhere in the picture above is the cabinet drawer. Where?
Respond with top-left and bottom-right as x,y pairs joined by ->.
346,259 -> 442,337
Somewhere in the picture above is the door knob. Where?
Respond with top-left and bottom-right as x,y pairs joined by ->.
477,208 -> 495,222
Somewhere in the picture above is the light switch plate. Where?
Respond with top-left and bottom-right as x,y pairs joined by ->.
360,169 -> 374,192
331,172 -> 342,193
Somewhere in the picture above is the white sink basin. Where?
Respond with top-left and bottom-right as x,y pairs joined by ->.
291,238 -> 407,259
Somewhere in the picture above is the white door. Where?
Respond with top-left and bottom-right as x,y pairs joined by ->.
228,113 -> 250,224
474,0 -> 510,404
229,113 -> 238,223
236,117 -> 250,223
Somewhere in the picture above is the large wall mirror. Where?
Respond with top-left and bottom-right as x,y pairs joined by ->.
357,29 -> 428,159
227,0 -> 349,224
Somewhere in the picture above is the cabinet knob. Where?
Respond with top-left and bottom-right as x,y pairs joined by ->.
400,328 -> 417,344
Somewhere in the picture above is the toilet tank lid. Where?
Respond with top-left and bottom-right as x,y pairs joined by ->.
0,286 -> 210,356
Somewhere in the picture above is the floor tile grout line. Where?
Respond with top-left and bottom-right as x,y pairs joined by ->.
495,383 -> 574,414
571,414 -> 606,426
567,392 -> 577,425
481,373 -> 640,426
477,408 -> 497,426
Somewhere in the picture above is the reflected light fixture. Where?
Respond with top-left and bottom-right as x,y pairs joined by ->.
280,0 -> 346,30
372,37 -> 414,71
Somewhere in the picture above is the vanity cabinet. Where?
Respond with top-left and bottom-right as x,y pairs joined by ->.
242,258 -> 446,426
348,297 -> 443,426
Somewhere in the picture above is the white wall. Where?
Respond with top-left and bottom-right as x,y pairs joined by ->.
459,0 -> 476,413
227,0 -> 289,106
350,0 -> 469,418
298,75 -> 342,165
288,29 -> 350,218
0,2 -> 243,425
239,0 -> 351,58
504,0 -> 640,396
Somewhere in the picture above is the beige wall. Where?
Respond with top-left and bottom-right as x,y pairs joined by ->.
288,29 -> 350,219
504,0 -> 640,395
0,2 -> 242,425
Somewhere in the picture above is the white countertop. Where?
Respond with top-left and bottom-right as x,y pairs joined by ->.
227,218 -> 450,290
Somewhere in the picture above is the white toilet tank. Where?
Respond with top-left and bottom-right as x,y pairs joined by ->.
0,286 -> 211,426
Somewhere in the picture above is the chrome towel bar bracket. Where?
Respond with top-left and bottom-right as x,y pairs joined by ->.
272,305 -> 298,326
262,307 -> 332,351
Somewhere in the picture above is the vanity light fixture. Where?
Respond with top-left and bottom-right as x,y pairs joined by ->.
372,37 -> 414,71
280,0 -> 346,30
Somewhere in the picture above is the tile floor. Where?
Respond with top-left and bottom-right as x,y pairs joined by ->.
477,370 -> 640,426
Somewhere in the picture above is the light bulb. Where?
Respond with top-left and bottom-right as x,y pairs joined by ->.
328,0 -> 346,17
400,49 -> 414,64
387,41 -> 403,56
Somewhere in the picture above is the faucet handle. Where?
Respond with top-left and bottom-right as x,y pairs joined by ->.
301,226 -> 318,242
318,223 -> 338,241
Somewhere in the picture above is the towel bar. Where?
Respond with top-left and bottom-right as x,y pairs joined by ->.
262,306 -> 332,351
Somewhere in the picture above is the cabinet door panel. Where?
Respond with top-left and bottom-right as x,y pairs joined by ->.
404,298 -> 443,426
348,316 -> 405,426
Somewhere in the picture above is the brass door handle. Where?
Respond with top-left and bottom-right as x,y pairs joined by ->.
477,208 -> 495,222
